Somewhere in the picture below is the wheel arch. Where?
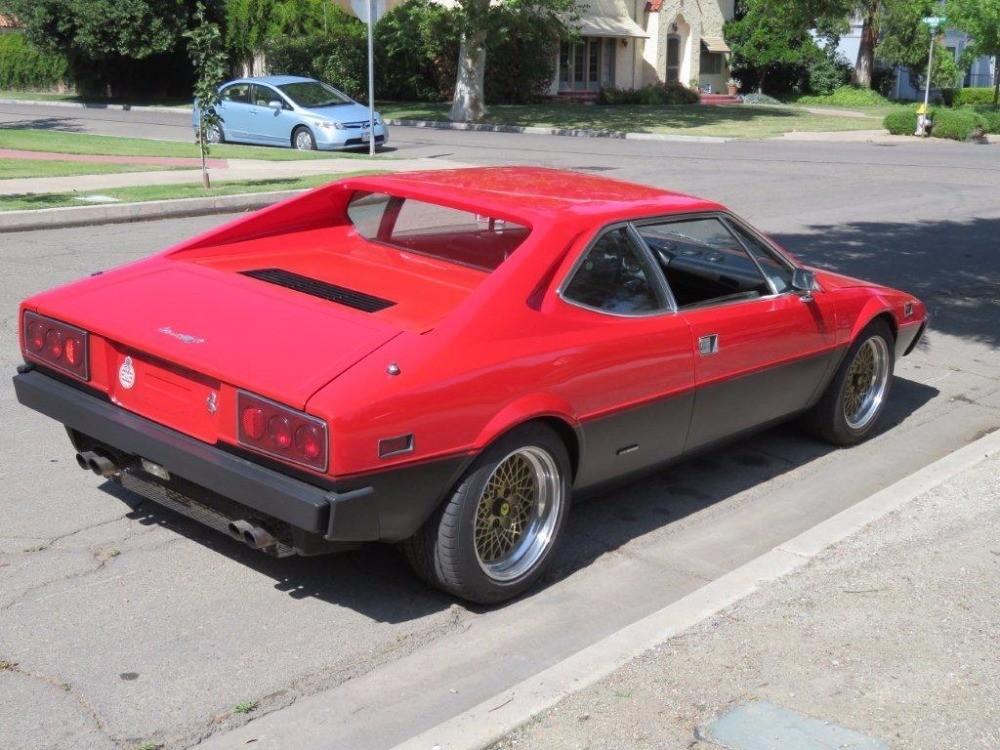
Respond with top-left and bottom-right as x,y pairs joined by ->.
850,298 -> 898,344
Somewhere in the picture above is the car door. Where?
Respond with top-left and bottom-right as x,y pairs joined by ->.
215,83 -> 253,142
633,215 -> 839,451
551,225 -> 696,492
248,84 -> 291,145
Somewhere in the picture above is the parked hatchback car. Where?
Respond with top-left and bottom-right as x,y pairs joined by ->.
14,168 -> 926,604
192,75 -> 388,151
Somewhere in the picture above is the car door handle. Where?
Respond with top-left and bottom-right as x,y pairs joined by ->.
698,334 -> 719,356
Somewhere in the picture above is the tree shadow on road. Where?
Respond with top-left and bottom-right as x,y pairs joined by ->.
0,117 -> 87,132
773,216 -> 1000,349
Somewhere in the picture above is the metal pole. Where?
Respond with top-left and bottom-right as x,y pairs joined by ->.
367,0 -> 376,157
923,28 -> 934,113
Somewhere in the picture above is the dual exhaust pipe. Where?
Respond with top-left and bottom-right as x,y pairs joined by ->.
76,450 -> 119,477
75,450 -> 276,551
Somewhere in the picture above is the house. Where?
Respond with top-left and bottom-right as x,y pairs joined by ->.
331,0 -> 735,96
553,0 -> 734,96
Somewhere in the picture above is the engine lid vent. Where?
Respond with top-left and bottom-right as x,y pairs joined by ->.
240,268 -> 395,313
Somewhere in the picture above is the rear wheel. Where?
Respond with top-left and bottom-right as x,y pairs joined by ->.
402,424 -> 571,604
292,126 -> 316,151
802,319 -> 895,445
205,123 -> 224,144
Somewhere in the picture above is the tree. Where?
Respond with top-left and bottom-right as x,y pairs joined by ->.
449,0 -> 578,122
947,0 -> 1000,106
226,0 -> 343,76
186,2 -> 227,189
0,0 -> 222,95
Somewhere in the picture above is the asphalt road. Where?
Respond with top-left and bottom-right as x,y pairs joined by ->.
1,102 -> 999,750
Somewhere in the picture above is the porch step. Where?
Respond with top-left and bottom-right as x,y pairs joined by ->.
700,93 -> 741,105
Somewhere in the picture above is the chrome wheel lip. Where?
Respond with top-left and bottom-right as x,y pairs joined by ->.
205,125 -> 222,144
844,336 -> 890,430
474,446 -> 563,582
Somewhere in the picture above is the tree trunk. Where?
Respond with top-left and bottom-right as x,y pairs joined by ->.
852,4 -> 878,88
450,26 -> 488,122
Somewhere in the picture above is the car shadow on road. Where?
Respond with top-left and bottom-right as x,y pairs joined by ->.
774,216 -> 1000,349
97,375 -> 937,620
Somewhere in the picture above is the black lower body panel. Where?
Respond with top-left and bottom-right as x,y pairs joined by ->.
13,368 -> 469,549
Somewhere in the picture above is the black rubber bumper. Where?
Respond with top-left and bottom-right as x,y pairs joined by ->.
13,368 -> 381,540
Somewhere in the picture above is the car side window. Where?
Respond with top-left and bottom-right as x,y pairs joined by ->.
636,217 -> 771,309
727,221 -> 794,294
221,84 -> 250,104
250,84 -> 275,107
562,228 -> 666,315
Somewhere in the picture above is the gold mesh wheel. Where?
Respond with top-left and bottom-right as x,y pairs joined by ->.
844,336 -> 890,430
473,446 -> 563,582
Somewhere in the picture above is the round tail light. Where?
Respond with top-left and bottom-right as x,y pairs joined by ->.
26,321 -> 45,351
295,425 -> 323,460
268,416 -> 292,449
241,407 -> 265,440
45,329 -> 64,360
64,336 -> 84,366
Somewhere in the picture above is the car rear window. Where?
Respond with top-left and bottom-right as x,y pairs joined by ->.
347,192 -> 530,271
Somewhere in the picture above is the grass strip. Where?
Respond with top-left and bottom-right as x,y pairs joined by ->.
0,158 -> 180,179
381,102 -> 887,138
0,171 -> 384,212
0,128 -> 367,161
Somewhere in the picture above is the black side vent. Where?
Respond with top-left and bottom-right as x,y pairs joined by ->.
240,268 -> 395,313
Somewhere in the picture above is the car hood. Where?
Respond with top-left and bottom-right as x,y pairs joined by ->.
301,102 -> 375,123
30,263 -> 401,410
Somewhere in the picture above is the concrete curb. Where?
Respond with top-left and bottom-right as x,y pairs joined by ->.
0,190 -> 304,233
0,97 -> 189,114
384,118 -> 731,144
389,427 -> 1000,750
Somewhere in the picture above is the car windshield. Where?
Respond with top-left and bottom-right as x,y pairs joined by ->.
277,81 -> 352,108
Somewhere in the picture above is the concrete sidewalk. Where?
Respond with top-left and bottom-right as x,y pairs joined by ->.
383,430 -> 999,750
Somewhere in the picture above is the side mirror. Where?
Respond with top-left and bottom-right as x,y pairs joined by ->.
268,100 -> 283,112
791,269 -> 816,302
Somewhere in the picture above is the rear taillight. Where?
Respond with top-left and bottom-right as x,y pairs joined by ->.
22,312 -> 89,381
237,391 -> 328,472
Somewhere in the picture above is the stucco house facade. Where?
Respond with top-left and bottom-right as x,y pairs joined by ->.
333,0 -> 734,96
551,0 -> 734,95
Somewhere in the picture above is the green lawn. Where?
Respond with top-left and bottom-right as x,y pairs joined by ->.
0,171 -> 383,212
0,158 -> 180,179
380,102 -> 888,138
0,89 -> 190,106
0,129 -> 367,161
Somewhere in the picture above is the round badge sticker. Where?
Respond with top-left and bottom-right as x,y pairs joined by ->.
118,356 -> 136,389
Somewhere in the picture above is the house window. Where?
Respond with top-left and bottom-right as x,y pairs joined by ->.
699,49 -> 723,75
559,38 -> 617,91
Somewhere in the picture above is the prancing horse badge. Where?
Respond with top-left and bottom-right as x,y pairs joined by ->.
206,391 -> 218,414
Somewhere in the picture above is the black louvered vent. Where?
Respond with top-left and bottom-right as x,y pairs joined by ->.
240,268 -> 395,313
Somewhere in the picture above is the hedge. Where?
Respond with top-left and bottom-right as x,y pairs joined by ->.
883,106 -> 991,140
883,108 -> 919,135
267,32 -> 367,101
0,32 -> 67,90
953,87 -> 998,107
598,82 -> 699,106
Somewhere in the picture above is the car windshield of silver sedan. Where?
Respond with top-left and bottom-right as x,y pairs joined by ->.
347,191 -> 530,271
278,81 -> 352,108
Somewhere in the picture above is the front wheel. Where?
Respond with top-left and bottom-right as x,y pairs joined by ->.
292,126 -> 316,151
802,319 -> 895,445
205,123 -> 224,144
402,424 -> 571,604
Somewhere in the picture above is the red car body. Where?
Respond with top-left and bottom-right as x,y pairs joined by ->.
14,167 -> 926,601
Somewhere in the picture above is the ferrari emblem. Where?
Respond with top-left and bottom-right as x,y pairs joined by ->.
206,391 -> 218,415
118,356 -> 135,389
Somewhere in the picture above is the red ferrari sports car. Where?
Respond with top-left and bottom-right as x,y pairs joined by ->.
14,167 -> 926,603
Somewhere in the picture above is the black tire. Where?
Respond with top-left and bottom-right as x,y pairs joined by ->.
292,126 -> 316,151
801,318 -> 895,446
402,423 -> 571,604
206,123 -> 224,144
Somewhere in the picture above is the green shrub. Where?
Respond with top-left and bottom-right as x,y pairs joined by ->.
485,6 -> 562,104
953,87 -> 998,107
931,108 -> 986,141
0,32 -> 68,90
597,82 -> 699,106
968,107 -> 1000,134
805,54 -> 849,95
797,85 -> 891,107
375,0 -> 458,102
267,31 -> 367,101
883,108 -> 918,135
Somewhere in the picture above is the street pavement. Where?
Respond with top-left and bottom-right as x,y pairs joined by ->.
1,103 -> 999,750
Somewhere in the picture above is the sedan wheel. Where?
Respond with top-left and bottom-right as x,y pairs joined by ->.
403,424 -> 571,604
293,127 -> 316,151
801,319 -> 895,445
205,124 -> 223,144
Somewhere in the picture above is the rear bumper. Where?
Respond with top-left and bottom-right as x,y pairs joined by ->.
13,368 -> 465,545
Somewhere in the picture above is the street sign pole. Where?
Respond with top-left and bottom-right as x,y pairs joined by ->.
923,31 -> 934,114
367,0 -> 376,157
